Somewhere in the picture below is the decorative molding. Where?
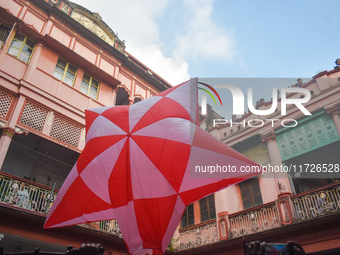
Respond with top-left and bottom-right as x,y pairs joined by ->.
325,101 -> 340,117
71,11 -> 115,46
2,127 -> 16,138
261,131 -> 276,143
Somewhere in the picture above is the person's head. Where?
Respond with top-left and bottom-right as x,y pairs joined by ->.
335,59 -> 340,65
297,78 -> 302,84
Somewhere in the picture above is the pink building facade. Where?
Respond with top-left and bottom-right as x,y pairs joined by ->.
1,0 -> 340,255
0,0 -> 170,253
176,72 -> 340,254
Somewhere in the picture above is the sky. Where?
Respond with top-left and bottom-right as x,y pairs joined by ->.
72,0 -> 339,118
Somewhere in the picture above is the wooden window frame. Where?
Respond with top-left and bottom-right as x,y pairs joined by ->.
180,203 -> 194,228
53,58 -> 77,86
7,33 -> 35,64
239,176 -> 263,210
80,74 -> 100,100
200,194 -> 216,222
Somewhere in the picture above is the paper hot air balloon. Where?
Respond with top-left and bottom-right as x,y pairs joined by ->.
44,78 -> 260,255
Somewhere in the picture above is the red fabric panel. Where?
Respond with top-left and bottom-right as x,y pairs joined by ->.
109,140 -> 133,208
131,97 -> 190,133
132,136 -> 190,192
179,178 -> 255,205
134,195 -> 177,251
100,105 -> 130,133
76,136 -> 126,174
192,126 -> 257,166
85,110 -> 100,134
45,177 -> 112,227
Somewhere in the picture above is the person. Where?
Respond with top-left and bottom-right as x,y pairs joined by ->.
334,59 -> 340,69
243,239 -> 307,255
292,79 -> 303,88
17,184 -> 32,210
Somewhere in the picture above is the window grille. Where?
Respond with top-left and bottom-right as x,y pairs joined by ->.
50,115 -> 82,148
0,90 -> 14,119
8,33 -> 35,64
19,101 -> 48,132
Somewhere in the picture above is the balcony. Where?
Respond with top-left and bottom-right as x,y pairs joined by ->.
2,172 -> 340,253
0,172 -> 121,237
228,202 -> 281,238
291,183 -> 340,222
177,182 -> 340,252
178,219 -> 219,250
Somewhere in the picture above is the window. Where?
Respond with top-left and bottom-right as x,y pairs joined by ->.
180,203 -> 194,228
8,33 -> 35,63
0,24 -> 10,49
239,177 -> 263,209
80,74 -> 99,100
200,194 -> 216,222
53,58 -> 77,86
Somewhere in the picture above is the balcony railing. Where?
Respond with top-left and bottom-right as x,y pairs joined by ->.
228,203 -> 281,238
0,172 -> 121,237
178,220 -> 219,251
0,173 -> 57,214
292,183 -> 340,222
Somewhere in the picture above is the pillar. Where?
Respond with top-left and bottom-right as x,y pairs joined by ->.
325,101 -> 340,136
261,131 -> 291,195
0,128 -> 15,170
113,87 -> 119,106
0,95 -> 27,170
276,192 -> 294,225
23,40 -> 45,82
217,211 -> 230,240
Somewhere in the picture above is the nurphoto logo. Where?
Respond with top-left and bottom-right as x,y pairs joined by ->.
198,80 -> 312,128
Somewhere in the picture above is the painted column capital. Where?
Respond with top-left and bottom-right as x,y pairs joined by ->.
261,130 -> 276,143
2,127 -> 16,138
325,101 -> 340,117
35,40 -> 46,49
113,86 -> 120,93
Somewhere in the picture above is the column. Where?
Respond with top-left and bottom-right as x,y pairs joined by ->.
261,131 -> 294,225
113,87 -> 119,106
0,128 -> 15,170
261,131 -> 291,194
0,95 -> 27,169
23,40 -> 45,82
325,101 -> 340,136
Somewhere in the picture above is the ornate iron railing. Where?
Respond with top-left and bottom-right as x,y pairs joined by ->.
0,173 -> 56,214
98,220 -> 122,236
292,184 -> 340,222
0,173 -> 122,237
178,220 -> 219,251
229,203 -> 281,238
